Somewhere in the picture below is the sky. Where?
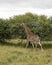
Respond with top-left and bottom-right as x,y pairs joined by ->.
0,0 -> 52,19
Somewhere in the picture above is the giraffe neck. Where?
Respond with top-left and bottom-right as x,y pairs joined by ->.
23,24 -> 33,36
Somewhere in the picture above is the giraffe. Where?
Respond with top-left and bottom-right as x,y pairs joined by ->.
21,23 -> 43,50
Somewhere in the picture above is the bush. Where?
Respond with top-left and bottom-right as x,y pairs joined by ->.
0,13 -> 52,41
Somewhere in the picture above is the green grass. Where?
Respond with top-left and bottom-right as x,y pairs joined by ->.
0,39 -> 52,65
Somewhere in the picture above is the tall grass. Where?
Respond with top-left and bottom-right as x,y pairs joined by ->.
0,39 -> 52,65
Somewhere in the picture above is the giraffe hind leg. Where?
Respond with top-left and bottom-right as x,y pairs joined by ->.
38,40 -> 43,51
38,40 -> 42,49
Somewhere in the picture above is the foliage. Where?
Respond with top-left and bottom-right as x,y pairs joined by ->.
0,13 -> 52,41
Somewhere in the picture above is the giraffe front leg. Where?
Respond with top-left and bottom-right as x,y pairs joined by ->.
26,40 -> 29,48
35,44 -> 37,48
32,43 -> 34,48
31,42 -> 34,48
34,41 -> 38,50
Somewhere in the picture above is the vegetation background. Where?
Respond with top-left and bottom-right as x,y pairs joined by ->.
0,13 -> 52,65
0,13 -> 52,41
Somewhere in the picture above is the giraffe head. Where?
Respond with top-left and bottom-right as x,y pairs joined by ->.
21,23 -> 25,27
